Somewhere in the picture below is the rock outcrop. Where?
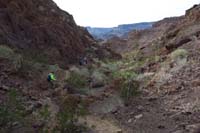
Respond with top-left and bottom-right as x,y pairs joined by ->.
101,37 -> 128,54
0,0 -> 96,67
104,4 -> 200,57
106,3 -> 200,133
87,22 -> 153,40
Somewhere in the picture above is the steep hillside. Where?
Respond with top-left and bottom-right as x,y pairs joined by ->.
101,36 -> 128,54
103,4 -> 200,133
102,17 -> 182,54
0,0 -> 121,132
86,22 -> 153,40
1,0 -> 200,132
0,0 -> 97,67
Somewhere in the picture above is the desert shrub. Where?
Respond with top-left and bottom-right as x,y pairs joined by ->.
12,54 -> 23,71
120,80 -> 140,104
0,45 -> 14,58
123,50 -> 139,60
48,64 -> 61,72
91,70 -> 106,83
22,50 -> 49,64
78,68 -> 90,78
101,61 -> 119,73
170,49 -> 188,60
33,53 -> 49,64
113,70 -> 137,81
39,105 -> 51,122
67,72 -> 88,88
0,89 -> 26,132
154,55 -> 160,62
54,96 -> 88,133
112,70 -> 139,103
18,60 -> 47,77
0,45 -> 23,71
34,104 -> 52,133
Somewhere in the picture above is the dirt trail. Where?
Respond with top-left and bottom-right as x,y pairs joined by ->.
79,88 -> 125,133
112,86 -> 200,133
79,115 -> 122,133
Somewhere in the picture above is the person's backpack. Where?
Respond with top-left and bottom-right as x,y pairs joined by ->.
47,74 -> 51,82
79,59 -> 84,66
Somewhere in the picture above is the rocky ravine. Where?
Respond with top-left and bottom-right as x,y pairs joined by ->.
103,4 -> 200,133
1,0 -> 200,133
0,0 -> 120,132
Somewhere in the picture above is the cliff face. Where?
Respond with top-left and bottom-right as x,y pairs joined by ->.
101,17 -> 181,55
0,1 -> 120,132
105,4 -> 200,132
185,4 -> 200,22
161,4 -> 200,51
0,0 -> 95,67
86,22 -> 153,40
127,4 -> 200,52
103,4 -> 199,56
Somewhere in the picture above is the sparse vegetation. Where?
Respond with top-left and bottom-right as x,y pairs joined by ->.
18,60 -> 47,78
48,64 -> 61,72
67,72 -> 88,88
54,96 -> 88,133
91,70 -> 107,84
0,45 -> 23,71
112,69 -> 140,103
0,45 -> 14,58
101,60 -> 121,73
113,70 -> 138,81
120,79 -> 140,103
121,49 -> 158,72
170,49 -> 188,60
22,50 -> 49,64
35,104 -> 52,133
0,89 -> 26,132
39,104 -> 51,122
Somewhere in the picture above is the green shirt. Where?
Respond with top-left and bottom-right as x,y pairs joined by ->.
49,73 -> 56,81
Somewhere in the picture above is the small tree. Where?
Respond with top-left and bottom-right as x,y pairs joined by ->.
54,96 -> 88,133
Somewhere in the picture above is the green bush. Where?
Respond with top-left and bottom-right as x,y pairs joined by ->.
22,50 -> 49,64
35,104 -> 51,133
120,80 -> 140,104
39,105 -> 51,122
170,49 -> 188,60
54,97 -> 88,133
67,72 -> 88,88
18,60 -> 45,77
101,62 -> 119,73
91,70 -> 106,84
48,64 -> 61,72
78,68 -> 90,78
113,70 -> 137,81
0,45 -> 23,71
12,54 -> 23,70
0,45 -> 14,59
0,89 -> 26,132
112,70 -> 139,103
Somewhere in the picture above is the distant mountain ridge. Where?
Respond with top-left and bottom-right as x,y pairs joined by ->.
86,22 -> 153,40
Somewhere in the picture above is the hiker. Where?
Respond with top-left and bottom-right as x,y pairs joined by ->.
79,56 -> 88,66
83,57 -> 88,65
47,72 -> 56,88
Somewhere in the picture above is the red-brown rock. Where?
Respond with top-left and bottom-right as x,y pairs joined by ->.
0,0 -> 96,67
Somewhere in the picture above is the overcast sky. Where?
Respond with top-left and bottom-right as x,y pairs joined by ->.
53,0 -> 199,27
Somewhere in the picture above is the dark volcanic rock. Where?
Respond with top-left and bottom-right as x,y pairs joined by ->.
0,0 -> 96,67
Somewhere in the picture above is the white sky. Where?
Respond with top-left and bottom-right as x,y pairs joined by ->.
53,0 -> 200,27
